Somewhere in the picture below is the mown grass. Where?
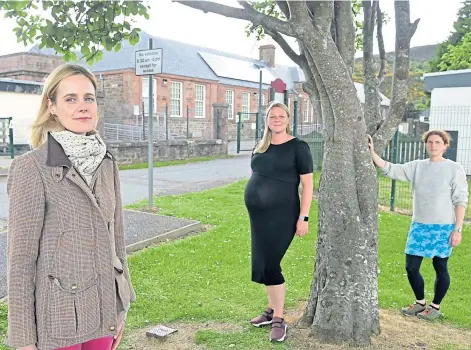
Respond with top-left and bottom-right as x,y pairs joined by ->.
1,180 -> 470,350
118,155 -> 232,171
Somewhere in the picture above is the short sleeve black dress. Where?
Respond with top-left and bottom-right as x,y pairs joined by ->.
244,138 -> 313,286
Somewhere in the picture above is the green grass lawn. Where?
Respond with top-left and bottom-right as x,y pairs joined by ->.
118,155 -> 232,170
1,180 -> 470,349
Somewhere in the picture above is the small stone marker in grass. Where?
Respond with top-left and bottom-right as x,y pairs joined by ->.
146,325 -> 178,340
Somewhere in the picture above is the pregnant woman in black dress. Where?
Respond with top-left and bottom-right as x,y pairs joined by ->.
244,101 -> 314,342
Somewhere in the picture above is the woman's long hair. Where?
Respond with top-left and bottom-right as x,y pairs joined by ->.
253,101 -> 291,154
30,63 -> 98,148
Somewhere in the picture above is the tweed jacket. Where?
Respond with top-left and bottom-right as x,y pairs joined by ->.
5,133 -> 136,350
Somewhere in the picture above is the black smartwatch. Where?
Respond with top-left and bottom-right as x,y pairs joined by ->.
299,215 -> 309,222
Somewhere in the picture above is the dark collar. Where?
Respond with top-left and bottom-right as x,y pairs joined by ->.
46,132 -> 115,168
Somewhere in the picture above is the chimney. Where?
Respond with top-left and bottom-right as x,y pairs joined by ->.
259,44 -> 276,67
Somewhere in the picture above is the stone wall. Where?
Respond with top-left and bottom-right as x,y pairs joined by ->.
106,139 -> 227,165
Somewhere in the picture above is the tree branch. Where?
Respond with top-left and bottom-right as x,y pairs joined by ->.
363,0 -> 382,135
287,1 -> 311,28
376,3 -> 387,84
275,1 -> 290,19
373,0 -> 420,154
237,0 -> 252,10
304,1 -> 333,33
173,0 -> 295,37
265,29 -> 305,67
333,0 -> 355,74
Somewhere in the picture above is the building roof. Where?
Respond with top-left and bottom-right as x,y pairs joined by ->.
423,69 -> 471,92
29,31 -> 389,105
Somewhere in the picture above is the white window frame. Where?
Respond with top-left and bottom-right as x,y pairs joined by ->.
142,77 -> 157,116
242,92 -> 250,121
194,84 -> 205,118
170,81 -> 183,117
225,89 -> 234,120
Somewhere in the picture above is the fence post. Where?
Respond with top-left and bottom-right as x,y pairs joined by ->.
237,112 -> 241,154
165,103 -> 169,140
187,105 -> 190,139
293,100 -> 298,137
8,117 -> 14,159
390,130 -> 399,212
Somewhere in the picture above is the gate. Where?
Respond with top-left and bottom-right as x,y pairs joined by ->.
236,112 -> 263,153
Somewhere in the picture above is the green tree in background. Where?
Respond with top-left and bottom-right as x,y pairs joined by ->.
429,0 -> 471,72
438,31 -> 471,71
0,0 -> 150,64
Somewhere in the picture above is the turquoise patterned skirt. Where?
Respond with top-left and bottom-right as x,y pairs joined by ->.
406,222 -> 455,258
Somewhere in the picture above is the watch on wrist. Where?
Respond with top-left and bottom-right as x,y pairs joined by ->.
454,227 -> 462,233
299,215 -> 309,222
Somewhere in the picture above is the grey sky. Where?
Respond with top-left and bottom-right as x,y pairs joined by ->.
0,0 -> 463,66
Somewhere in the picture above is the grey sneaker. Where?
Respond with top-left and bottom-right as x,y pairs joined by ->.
269,317 -> 287,342
250,307 -> 273,327
401,302 -> 426,316
417,306 -> 442,321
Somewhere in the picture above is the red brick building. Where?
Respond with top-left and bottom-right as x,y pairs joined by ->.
0,33 -> 387,141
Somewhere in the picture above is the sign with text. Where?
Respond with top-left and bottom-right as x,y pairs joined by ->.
135,48 -> 163,76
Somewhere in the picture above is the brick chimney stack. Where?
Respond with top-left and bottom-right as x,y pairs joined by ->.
259,43 -> 276,67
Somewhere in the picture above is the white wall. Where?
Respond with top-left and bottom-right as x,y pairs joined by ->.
0,91 -> 41,146
429,87 -> 471,175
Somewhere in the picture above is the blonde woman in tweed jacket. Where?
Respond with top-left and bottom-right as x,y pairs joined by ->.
5,64 -> 136,350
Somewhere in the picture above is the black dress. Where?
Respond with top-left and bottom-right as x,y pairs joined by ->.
244,138 -> 314,286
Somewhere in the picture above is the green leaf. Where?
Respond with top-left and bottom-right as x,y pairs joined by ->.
81,45 -> 91,57
95,50 -> 104,62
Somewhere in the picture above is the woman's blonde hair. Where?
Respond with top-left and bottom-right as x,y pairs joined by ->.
30,63 -> 98,148
421,129 -> 452,146
253,101 -> 291,154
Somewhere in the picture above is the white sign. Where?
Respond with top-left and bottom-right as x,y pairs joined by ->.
135,48 -> 162,76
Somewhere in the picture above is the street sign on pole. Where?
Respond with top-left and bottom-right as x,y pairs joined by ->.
135,41 -> 163,210
135,48 -> 163,76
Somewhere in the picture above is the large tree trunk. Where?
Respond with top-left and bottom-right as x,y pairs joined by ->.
294,13 -> 379,346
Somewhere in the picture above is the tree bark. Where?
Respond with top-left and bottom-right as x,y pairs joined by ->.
292,11 -> 380,345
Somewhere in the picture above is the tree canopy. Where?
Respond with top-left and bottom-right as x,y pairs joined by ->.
0,0 -> 150,64
429,0 -> 471,72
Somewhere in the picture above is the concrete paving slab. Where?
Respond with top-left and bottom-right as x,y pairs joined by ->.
123,209 -> 201,253
0,209 -> 201,299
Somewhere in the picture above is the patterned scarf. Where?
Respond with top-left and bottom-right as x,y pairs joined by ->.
50,130 -> 107,186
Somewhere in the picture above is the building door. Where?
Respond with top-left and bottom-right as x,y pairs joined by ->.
445,130 -> 458,161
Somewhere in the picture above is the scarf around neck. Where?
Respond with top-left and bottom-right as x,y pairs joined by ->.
50,130 -> 107,186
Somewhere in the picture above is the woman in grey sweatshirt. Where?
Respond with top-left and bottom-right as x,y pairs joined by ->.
368,129 -> 468,321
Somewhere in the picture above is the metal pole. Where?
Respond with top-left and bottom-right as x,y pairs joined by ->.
142,101 -> 145,140
8,117 -> 14,159
257,70 -> 262,141
148,38 -> 154,210
237,112 -> 241,154
390,130 -> 399,212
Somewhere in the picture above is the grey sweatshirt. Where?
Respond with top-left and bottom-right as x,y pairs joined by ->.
382,159 -> 469,224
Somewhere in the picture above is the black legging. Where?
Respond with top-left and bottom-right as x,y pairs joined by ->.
405,254 -> 450,305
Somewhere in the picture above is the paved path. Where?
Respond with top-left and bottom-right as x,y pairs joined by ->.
0,155 -> 251,218
0,155 -> 251,299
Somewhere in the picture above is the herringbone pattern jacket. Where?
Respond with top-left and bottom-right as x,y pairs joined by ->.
6,133 -> 136,350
